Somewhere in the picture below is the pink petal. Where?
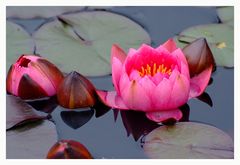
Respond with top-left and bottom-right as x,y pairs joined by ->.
150,72 -> 164,86
111,44 -> 127,64
112,57 -> 124,94
7,65 -> 28,96
161,38 -> 178,53
146,108 -> 183,122
138,76 -> 156,100
171,48 -> 189,76
156,45 -> 171,54
129,69 -> 142,81
28,63 -> 56,96
120,79 -> 152,111
169,68 -> 180,83
189,66 -> 212,99
111,45 -> 127,94
137,44 -> 163,66
168,74 -> 190,108
152,78 -> 173,110
96,90 -> 128,110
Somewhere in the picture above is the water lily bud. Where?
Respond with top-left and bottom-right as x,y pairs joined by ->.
46,140 -> 93,159
6,55 -> 64,99
57,71 -> 96,109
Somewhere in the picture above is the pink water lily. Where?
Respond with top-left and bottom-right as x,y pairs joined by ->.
7,55 -> 64,99
97,39 -> 213,122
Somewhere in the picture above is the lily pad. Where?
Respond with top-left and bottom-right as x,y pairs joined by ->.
178,24 -> 233,67
143,122 -> 233,159
217,7 -> 234,26
6,6 -> 85,19
34,11 -> 151,76
6,21 -> 35,70
6,120 -> 57,159
173,36 -> 188,48
6,95 -> 47,130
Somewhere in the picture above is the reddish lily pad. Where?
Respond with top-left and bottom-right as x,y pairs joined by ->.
6,120 -> 57,159
6,95 -> 47,130
178,24 -> 233,67
34,11 -> 151,76
143,122 -> 233,159
6,21 -> 34,70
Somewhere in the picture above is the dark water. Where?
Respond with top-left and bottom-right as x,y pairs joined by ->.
8,7 -> 234,158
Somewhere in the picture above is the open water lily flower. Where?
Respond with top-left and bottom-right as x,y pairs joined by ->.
97,39 -> 213,122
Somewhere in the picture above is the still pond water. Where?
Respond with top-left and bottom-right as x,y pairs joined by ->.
9,6 -> 234,158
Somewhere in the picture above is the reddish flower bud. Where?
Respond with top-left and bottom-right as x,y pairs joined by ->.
46,140 -> 93,159
57,71 -> 96,109
6,55 -> 64,99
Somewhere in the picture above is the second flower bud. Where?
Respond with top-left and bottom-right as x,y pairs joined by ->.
57,71 -> 96,109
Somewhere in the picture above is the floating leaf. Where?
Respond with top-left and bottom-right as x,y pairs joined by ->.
173,36 -> 188,48
61,110 -> 94,129
34,11 -> 151,76
178,24 -> 233,67
47,140 -> 93,159
6,95 -> 47,130
217,7 -> 233,26
6,120 -> 57,159
7,6 -> 85,19
143,122 -> 233,159
6,21 -> 34,70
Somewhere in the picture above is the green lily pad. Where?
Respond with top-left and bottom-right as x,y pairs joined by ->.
34,11 -> 151,76
7,6 -> 85,19
6,21 -> 35,70
217,7 -> 234,26
143,122 -> 233,159
178,24 -> 233,67
173,36 -> 188,48
6,120 -> 57,159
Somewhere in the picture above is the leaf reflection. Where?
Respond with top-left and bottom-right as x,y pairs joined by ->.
61,109 -> 94,129
119,111 -> 159,141
26,96 -> 58,114
197,92 -> 213,107
94,100 -> 111,118
115,104 -> 191,141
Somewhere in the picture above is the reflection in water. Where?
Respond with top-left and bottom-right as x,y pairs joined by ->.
197,92 -> 213,107
113,103 -> 192,141
26,96 -> 58,114
61,109 -> 94,129
58,100 -> 111,129
119,110 -> 159,141
94,100 -> 111,118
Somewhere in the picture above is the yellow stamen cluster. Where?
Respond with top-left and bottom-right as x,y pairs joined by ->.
138,63 -> 172,77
